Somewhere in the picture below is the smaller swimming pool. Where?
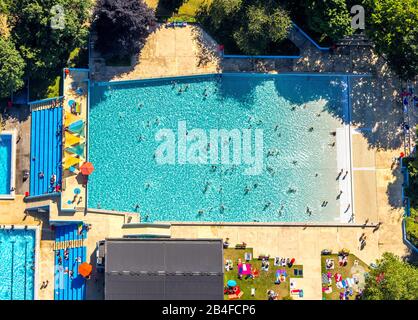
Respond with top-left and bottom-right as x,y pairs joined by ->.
0,132 -> 16,198
0,228 -> 37,300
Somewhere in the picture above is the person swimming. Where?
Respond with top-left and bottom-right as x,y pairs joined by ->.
244,186 -> 250,195
263,201 -> 271,211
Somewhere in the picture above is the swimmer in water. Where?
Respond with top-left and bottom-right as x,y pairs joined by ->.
244,186 -> 250,195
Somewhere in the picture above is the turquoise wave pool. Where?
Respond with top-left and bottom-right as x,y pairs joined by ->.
88,74 -> 351,222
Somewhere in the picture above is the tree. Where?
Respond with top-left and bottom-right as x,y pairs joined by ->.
7,0 -> 91,80
94,0 -> 156,58
233,4 -> 291,55
362,252 -> 418,300
0,0 -> 7,13
159,0 -> 185,14
0,36 -> 25,98
197,0 -> 291,55
304,0 -> 353,42
364,0 -> 418,80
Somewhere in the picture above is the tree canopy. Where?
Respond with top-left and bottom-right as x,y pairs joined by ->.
197,0 -> 292,55
362,252 -> 418,300
93,0 -> 156,58
0,36 -> 25,98
304,0 -> 353,42
364,0 -> 418,80
8,0 -> 92,80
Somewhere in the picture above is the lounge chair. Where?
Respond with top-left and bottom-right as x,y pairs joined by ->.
65,131 -> 81,147
294,269 -> 303,276
347,277 -> 355,287
326,258 -> 335,270
63,155 -> 80,170
66,120 -> 85,135
65,143 -> 85,157
71,102 -> 81,114
64,112 -> 78,127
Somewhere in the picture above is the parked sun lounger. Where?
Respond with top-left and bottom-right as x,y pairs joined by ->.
346,277 -> 355,287
71,102 -> 81,114
65,143 -> 85,157
65,131 -> 81,146
326,258 -> 335,270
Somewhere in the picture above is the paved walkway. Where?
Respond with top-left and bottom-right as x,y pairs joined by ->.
61,69 -> 89,211
91,24 -> 221,82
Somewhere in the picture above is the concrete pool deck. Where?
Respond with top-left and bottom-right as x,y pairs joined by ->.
91,24 -> 221,82
60,69 -> 89,212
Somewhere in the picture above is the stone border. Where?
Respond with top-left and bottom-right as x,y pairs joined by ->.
167,221 -> 378,227
0,130 -> 16,200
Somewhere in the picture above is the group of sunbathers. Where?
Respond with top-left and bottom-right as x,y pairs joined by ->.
274,257 -> 295,268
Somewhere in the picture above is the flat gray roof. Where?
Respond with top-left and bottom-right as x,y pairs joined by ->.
104,238 -> 224,300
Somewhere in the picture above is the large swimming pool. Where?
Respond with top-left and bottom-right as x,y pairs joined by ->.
89,74 -> 352,222
0,133 -> 12,196
0,228 -> 36,300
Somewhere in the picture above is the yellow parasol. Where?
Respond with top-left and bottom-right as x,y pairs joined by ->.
63,151 -> 81,170
64,111 -> 79,127
64,131 -> 81,147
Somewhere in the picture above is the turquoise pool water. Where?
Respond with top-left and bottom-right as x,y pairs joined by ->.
0,229 -> 36,300
0,134 -> 12,195
89,74 -> 350,222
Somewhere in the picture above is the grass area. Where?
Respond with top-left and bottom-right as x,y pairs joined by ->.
406,207 -> 418,247
29,46 -> 88,100
146,0 -> 210,22
404,137 -> 418,249
320,254 -> 369,300
45,76 -> 62,98
224,248 -> 303,300
175,0 -> 211,18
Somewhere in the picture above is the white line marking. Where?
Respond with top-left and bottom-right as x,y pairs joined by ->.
352,167 -> 376,171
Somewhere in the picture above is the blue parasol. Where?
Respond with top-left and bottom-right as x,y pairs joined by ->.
227,280 -> 237,287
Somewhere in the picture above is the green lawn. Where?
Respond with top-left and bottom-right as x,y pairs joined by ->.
320,254 -> 369,300
176,0 -> 211,17
145,0 -> 211,21
224,248 -> 303,300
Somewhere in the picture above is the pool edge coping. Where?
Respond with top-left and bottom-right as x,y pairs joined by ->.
93,72 -> 373,87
